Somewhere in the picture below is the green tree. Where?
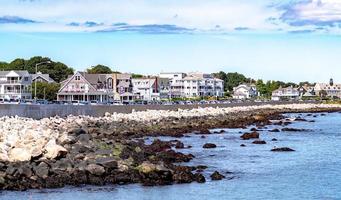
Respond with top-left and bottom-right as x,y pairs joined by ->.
225,72 -> 248,92
256,79 -> 267,96
32,82 -> 60,101
87,64 -> 113,74
132,73 -> 144,78
213,71 -> 248,92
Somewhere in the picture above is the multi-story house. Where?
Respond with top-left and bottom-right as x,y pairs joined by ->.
132,77 -> 160,101
158,77 -> 171,99
271,86 -> 299,101
57,71 -> 113,102
159,72 -> 224,99
0,70 -> 32,100
232,83 -> 258,99
183,73 -> 223,98
32,71 -> 55,83
159,72 -> 186,98
112,73 -> 135,102
314,79 -> 341,98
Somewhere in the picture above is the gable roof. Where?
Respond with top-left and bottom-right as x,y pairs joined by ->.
0,70 -> 30,77
32,72 -> 55,83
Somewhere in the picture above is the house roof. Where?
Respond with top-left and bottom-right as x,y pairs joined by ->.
315,83 -> 341,90
0,70 -> 30,77
32,72 -> 55,83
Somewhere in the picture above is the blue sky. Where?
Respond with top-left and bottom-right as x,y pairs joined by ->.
1,0 -> 341,82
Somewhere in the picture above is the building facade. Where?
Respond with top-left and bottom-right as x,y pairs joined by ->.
112,73 -> 135,102
271,86 -> 299,101
57,72 -> 113,102
159,72 -> 224,99
57,72 -> 135,103
314,79 -> 341,98
159,72 -> 186,98
232,84 -> 258,99
0,70 -> 32,100
132,77 -> 160,101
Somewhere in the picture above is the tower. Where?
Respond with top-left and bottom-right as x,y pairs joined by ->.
330,78 -> 334,86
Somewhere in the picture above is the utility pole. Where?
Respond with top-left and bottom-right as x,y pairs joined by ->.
34,61 -> 51,101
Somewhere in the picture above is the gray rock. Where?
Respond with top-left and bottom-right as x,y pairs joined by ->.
86,164 -> 105,176
33,162 -> 49,179
96,157 -> 118,168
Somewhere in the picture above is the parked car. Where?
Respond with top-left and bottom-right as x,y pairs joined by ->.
90,100 -> 98,105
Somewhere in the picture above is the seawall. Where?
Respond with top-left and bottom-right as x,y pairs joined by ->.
0,101 -> 308,119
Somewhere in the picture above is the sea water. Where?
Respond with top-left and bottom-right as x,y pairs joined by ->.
1,112 -> 341,200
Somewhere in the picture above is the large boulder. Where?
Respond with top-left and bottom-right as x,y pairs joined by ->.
8,148 -> 31,162
210,171 -> 225,180
33,162 -> 50,179
86,164 -> 105,176
0,153 -> 9,162
44,140 -> 68,159
240,132 -> 259,140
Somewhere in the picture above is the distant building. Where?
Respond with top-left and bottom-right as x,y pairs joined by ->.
159,72 -> 186,98
112,73 -> 135,102
297,84 -> 316,98
271,86 -> 299,101
57,72 -> 113,102
232,83 -> 258,99
132,77 -> 160,101
314,78 -> 341,98
32,72 -> 55,83
159,72 -> 224,98
0,70 -> 32,100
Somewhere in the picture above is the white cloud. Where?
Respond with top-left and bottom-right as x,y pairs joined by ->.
0,0 -> 282,33
280,0 -> 341,26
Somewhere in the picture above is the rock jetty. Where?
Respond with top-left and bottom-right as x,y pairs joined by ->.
0,103 -> 340,190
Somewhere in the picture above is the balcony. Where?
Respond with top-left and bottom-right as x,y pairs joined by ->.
4,90 -> 31,94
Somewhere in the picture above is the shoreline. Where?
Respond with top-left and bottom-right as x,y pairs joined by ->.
0,103 -> 341,190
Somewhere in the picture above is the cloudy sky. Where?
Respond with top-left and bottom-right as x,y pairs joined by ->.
1,0 -> 341,82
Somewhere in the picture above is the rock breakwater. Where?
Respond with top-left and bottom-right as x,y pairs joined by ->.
0,103 -> 340,190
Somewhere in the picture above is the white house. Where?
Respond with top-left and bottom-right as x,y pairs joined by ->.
183,73 -> 224,98
132,77 -> 160,101
159,72 -> 186,98
232,84 -> 258,99
271,86 -> 299,101
159,72 -> 224,99
0,70 -> 32,100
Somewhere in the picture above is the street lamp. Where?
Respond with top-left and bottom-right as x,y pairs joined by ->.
34,61 -> 51,101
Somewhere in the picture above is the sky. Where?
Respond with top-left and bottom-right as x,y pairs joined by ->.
1,0 -> 341,82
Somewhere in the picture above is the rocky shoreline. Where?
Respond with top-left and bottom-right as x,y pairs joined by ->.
0,103 -> 341,190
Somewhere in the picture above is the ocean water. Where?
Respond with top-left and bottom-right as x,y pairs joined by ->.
1,112 -> 341,200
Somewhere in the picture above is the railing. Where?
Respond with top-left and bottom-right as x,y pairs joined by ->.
5,80 -> 21,84
4,90 -> 31,94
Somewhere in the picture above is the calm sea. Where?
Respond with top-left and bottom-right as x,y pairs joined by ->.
1,112 -> 341,200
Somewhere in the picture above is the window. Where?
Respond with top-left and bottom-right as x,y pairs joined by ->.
75,76 -> 80,81
24,77 -> 29,81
